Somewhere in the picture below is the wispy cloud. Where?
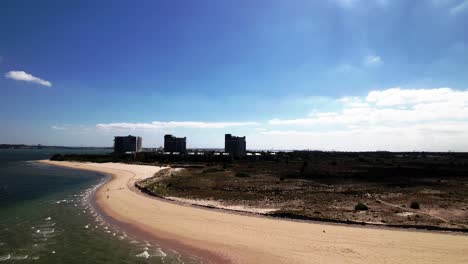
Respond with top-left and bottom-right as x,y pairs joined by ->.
334,0 -> 388,8
334,63 -> 360,73
51,125 -> 68,130
50,125 -> 92,135
364,55 -> 382,66
332,54 -> 383,74
450,0 -> 468,15
96,121 -> 258,131
5,71 -> 52,87
335,0 -> 358,7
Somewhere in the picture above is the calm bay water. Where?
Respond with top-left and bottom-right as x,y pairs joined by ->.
0,149 -> 198,263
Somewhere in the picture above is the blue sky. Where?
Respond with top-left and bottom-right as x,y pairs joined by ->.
1,0 -> 468,150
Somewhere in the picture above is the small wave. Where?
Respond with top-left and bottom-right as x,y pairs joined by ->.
45,217 -> 51,221
0,255 -> 10,261
34,228 -> 56,238
10,255 -> 28,260
135,251 -> 150,258
135,248 -> 167,259
38,222 -> 56,228
36,228 -> 54,234
153,248 -> 167,257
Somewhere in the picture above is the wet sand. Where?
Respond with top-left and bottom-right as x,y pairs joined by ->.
40,160 -> 468,264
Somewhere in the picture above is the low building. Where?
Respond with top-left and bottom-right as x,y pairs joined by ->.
225,134 -> 246,158
164,134 -> 187,153
114,135 -> 142,153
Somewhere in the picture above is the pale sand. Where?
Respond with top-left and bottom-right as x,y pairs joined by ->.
40,160 -> 468,264
165,196 -> 278,214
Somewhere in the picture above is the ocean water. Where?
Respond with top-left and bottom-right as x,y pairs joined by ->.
0,149 -> 198,263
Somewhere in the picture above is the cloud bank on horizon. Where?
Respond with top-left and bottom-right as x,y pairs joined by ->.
5,71 -> 52,87
88,87 -> 468,151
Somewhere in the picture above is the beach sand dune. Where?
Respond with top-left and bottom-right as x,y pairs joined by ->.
41,161 -> 468,264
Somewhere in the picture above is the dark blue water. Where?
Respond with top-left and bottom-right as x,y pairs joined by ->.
0,149 -> 198,263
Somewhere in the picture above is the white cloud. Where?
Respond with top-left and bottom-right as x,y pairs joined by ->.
270,87 -> 468,126
96,121 -> 258,131
266,87 -> 468,151
5,71 -> 52,87
450,0 -> 468,15
364,55 -> 382,66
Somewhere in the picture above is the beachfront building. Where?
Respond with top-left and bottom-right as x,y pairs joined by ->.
225,134 -> 246,158
114,135 -> 142,153
164,134 -> 187,153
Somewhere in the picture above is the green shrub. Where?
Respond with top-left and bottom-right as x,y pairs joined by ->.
235,172 -> 250,178
410,201 -> 420,209
355,203 -> 369,211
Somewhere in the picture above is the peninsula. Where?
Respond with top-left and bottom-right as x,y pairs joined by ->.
41,160 -> 468,264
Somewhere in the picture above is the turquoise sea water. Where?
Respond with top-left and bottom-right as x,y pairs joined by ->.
0,149 -> 198,263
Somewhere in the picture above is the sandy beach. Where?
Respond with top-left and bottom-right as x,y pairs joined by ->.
40,160 -> 468,264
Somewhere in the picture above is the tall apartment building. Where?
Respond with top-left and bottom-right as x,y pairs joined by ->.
164,134 -> 187,153
114,135 -> 142,153
225,134 -> 246,157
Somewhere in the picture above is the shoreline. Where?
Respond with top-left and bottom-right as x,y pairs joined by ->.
39,160 -> 468,264
39,160 -> 228,263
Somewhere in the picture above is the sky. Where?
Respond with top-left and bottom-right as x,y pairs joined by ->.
1,0 -> 468,151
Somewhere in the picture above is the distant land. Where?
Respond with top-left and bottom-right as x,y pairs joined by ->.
0,144 -> 112,150
2,144 -> 466,154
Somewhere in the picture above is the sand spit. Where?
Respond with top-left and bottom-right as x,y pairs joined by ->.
40,160 -> 468,264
